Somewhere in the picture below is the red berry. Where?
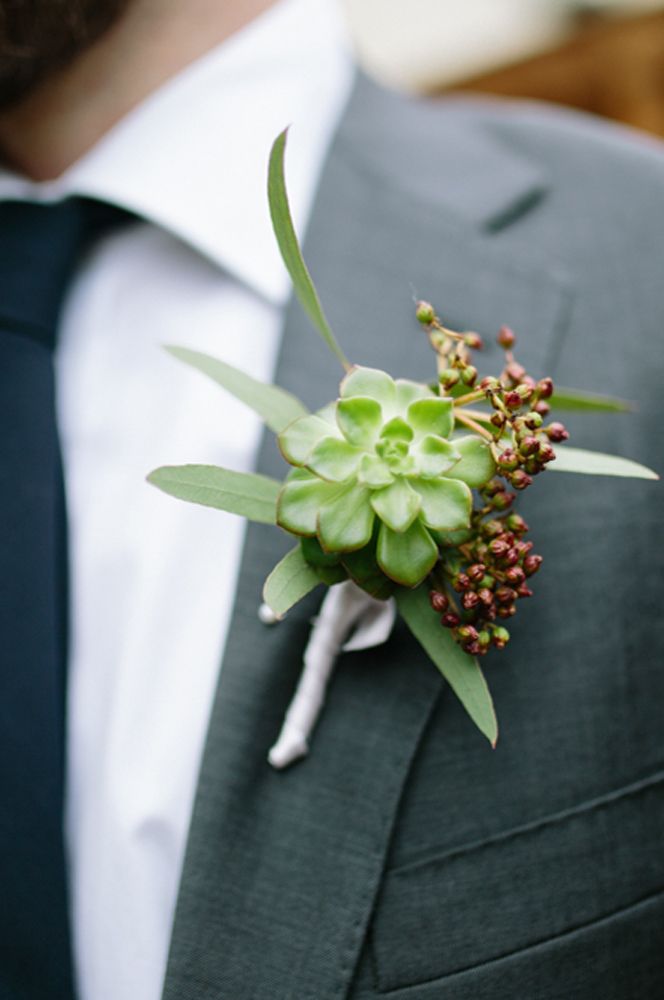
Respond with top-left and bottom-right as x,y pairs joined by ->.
545,422 -> 569,443
462,591 -> 481,611
523,554 -> 543,576
505,566 -> 525,586
464,332 -> 483,350
537,377 -> 554,399
495,585 -> 517,605
505,362 -> 526,384
429,590 -> 449,613
497,325 -> 516,349
467,563 -> 486,582
441,612 -> 460,628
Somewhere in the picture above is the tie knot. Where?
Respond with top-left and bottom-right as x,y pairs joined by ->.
0,196 -> 132,349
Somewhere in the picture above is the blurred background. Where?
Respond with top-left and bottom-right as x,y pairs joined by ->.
343,0 -> 664,137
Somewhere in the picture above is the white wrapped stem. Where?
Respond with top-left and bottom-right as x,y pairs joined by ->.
268,581 -> 396,769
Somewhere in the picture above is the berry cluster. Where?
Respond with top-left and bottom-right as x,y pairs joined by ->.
480,325 -> 569,491
415,306 -> 570,659
429,509 -> 543,655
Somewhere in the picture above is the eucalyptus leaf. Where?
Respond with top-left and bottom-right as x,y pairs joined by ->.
263,545 -> 322,618
397,586 -> 498,746
147,465 -> 280,523
549,387 -> 631,412
268,130 -> 349,370
549,446 -> 659,480
164,346 -> 308,433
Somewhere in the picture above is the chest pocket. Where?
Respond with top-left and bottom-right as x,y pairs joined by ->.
369,772 -> 664,992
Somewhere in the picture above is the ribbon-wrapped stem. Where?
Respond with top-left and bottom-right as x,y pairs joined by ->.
268,581 -> 395,769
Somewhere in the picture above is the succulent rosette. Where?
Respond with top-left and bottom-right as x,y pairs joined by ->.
276,365 -> 495,590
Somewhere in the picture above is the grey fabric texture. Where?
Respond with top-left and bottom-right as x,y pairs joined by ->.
162,73 -> 664,1000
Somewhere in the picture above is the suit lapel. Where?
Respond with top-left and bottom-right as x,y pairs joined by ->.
162,73 -> 573,1000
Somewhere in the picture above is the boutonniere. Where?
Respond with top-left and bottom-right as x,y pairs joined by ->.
149,131 -> 658,768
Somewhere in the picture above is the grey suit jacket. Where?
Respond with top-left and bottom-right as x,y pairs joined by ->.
161,72 -> 664,1000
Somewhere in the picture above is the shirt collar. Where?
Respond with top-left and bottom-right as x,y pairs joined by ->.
0,0 -> 353,305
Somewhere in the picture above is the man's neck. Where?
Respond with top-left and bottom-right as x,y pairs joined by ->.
0,0 -> 279,181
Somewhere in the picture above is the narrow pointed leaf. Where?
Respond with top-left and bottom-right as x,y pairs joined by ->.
148,465 -> 279,523
263,545 -> 321,618
165,346 -> 308,433
268,129 -> 349,370
548,446 -> 659,480
549,387 -> 631,412
397,585 -> 498,746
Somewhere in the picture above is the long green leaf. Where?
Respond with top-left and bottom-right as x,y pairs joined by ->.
396,586 -> 498,747
263,545 -> 322,618
268,129 -> 350,370
549,446 -> 659,480
549,387 -> 631,412
147,465 -> 280,522
165,346 -> 309,433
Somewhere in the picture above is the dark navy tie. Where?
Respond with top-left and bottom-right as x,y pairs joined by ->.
0,198 -> 130,999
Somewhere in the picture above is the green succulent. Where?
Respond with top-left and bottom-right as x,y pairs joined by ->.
276,365 -> 496,589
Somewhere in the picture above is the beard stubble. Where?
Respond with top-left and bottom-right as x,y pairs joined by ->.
0,0 -> 132,109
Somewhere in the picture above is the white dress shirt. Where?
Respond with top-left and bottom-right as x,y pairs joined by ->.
0,1 -> 353,998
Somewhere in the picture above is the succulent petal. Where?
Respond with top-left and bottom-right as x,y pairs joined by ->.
306,436 -> 364,482
410,476 -> 472,531
370,477 -> 421,533
413,435 -> 461,478
300,535 -> 341,568
376,519 -> 438,587
336,396 -> 383,447
316,401 -> 338,426
279,414 -> 339,466
340,366 -> 396,409
407,397 -> 454,441
357,453 -> 395,488
379,417 -> 413,443
277,470 -> 345,535
444,435 -> 496,488
317,482 -> 375,552
394,378 -> 433,414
